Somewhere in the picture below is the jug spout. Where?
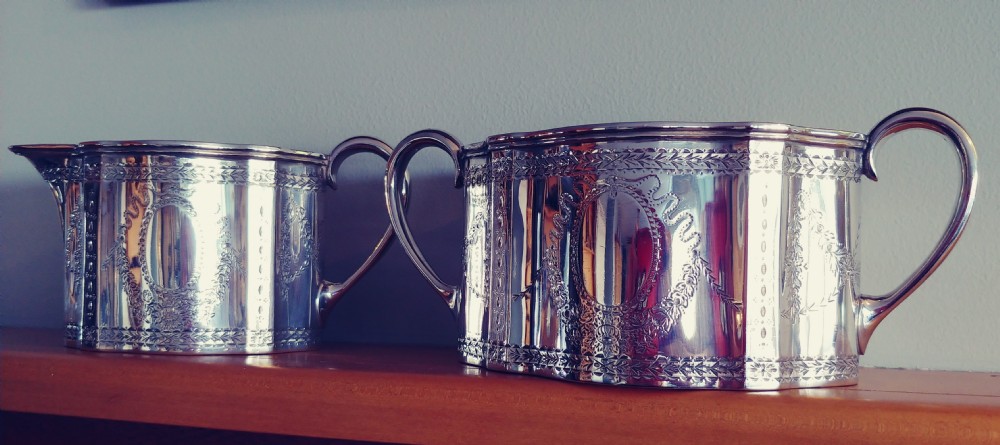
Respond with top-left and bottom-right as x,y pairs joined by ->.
9,144 -> 77,218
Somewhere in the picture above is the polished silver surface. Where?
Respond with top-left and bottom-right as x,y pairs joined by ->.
10,139 -> 394,354
385,108 -> 978,390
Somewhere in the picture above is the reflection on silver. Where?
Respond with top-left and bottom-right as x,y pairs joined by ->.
11,138 -> 395,354
386,108 -> 978,389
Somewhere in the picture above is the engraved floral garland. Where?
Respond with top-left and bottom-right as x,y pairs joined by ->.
108,182 -> 242,330
780,189 -> 860,320
462,188 -> 490,303
278,200 -> 316,302
543,174 -> 738,355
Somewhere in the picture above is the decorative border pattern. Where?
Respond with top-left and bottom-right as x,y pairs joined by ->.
504,147 -> 748,180
40,159 -> 324,190
463,146 -> 861,184
746,145 -> 782,368
464,163 -> 490,187
783,152 -> 862,181
82,185 -> 99,328
744,355 -> 859,383
459,338 -> 858,387
64,188 -> 86,327
751,146 -> 862,181
67,324 -> 319,352
488,172 -> 511,343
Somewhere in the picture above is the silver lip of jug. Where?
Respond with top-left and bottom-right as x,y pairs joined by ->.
486,121 -> 867,149
14,140 -> 328,164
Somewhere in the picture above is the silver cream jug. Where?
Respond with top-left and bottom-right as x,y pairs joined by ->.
384,108 -> 977,389
11,138 -> 393,354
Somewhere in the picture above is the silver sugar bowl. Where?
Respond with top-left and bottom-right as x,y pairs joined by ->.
384,108 -> 977,389
11,138 -> 394,354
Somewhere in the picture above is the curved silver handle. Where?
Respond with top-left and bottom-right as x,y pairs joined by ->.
316,136 -> 398,319
858,108 -> 979,353
385,130 -> 464,313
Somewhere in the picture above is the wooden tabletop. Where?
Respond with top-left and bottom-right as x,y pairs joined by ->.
2,328 -> 999,444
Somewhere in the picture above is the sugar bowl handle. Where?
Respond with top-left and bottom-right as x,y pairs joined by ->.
385,130 -> 464,313
316,137 -> 397,318
858,108 -> 979,353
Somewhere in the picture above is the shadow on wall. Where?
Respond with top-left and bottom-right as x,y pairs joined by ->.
318,168 -> 462,347
75,0 -> 202,10
0,180 -> 67,327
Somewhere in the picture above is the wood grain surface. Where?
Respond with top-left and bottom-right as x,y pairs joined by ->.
2,328 -> 998,444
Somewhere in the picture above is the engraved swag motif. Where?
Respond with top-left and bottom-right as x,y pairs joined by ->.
278,200 -> 316,302
108,182 -> 244,330
462,190 -> 490,303
780,189 -> 860,320
541,174 -> 736,354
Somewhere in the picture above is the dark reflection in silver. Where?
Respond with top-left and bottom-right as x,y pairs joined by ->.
386,108 -> 977,389
11,138 -> 395,354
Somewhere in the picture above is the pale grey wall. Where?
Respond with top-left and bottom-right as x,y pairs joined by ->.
1,1 -> 996,371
